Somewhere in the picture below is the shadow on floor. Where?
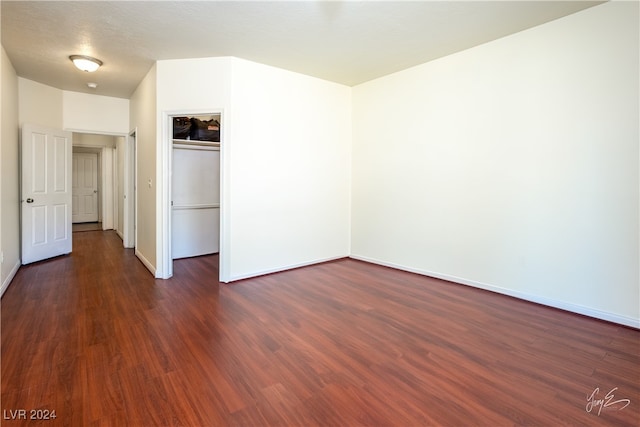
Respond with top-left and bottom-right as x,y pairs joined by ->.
72,222 -> 102,232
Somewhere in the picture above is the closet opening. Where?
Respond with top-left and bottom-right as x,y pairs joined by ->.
169,113 -> 222,278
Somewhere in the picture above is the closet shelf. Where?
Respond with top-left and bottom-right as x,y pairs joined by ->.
172,139 -> 220,147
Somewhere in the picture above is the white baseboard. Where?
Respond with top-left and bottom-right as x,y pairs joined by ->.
223,255 -> 348,283
349,255 -> 640,329
0,260 -> 21,298
135,249 -> 157,277
116,230 -> 124,241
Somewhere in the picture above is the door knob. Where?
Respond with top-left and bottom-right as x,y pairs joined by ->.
26,198 -> 34,203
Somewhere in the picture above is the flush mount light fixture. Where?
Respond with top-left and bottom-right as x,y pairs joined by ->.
69,55 -> 103,72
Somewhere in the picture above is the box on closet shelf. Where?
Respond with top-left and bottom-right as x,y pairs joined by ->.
190,117 -> 220,142
173,116 -> 191,140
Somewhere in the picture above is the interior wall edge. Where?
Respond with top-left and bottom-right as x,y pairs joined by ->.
135,248 -> 157,278
349,254 -> 640,329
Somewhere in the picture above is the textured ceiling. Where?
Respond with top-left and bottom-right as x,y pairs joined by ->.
1,1 -> 603,99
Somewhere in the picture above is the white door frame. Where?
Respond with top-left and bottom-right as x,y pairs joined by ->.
157,110 -> 226,280
60,129 -> 128,239
72,151 -> 100,223
112,145 -> 119,234
99,146 -> 119,230
73,142 -> 123,230
123,129 -> 137,249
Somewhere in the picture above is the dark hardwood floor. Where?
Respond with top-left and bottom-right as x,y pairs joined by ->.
2,231 -> 638,426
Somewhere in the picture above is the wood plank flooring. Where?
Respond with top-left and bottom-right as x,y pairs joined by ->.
2,230 -> 639,426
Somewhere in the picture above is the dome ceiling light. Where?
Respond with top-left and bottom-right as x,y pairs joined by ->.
69,55 -> 103,72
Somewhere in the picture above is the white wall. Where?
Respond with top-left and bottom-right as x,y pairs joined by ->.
351,1 -> 639,327
73,132 -> 117,148
156,57 -> 232,111
227,58 -> 352,280
116,136 -> 125,238
1,46 -> 20,296
156,57 -> 233,278
101,148 -> 115,229
17,78 -> 129,136
155,57 -> 351,281
129,64 -> 158,274
18,78 -> 63,128
62,91 -> 129,135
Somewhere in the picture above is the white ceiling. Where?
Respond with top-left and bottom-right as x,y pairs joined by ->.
1,1 -> 603,99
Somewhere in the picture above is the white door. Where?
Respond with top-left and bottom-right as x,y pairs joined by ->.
72,152 -> 99,223
21,124 -> 73,264
172,144 -> 220,259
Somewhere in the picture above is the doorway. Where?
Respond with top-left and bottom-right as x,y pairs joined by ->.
71,134 -> 116,232
163,112 -> 222,279
71,132 -> 131,246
